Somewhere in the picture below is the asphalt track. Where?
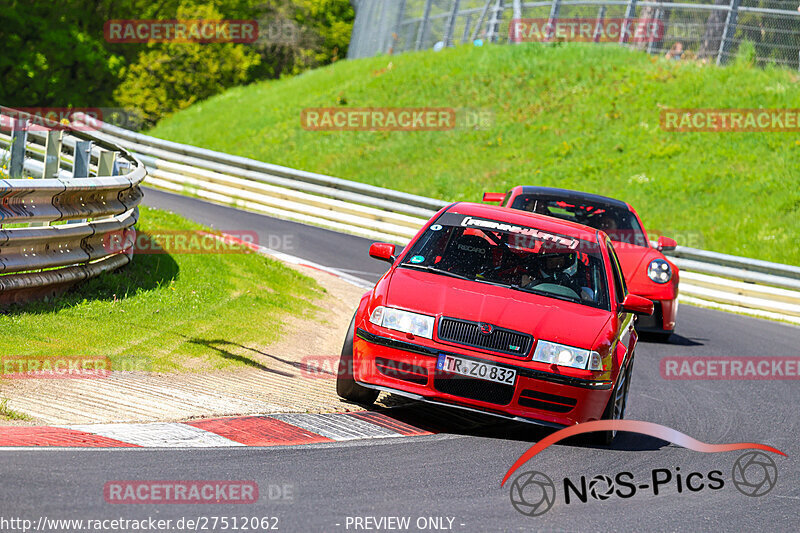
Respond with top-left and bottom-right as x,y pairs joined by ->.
1,187 -> 798,532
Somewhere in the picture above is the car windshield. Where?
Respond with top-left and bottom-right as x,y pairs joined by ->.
510,194 -> 648,247
399,212 -> 609,309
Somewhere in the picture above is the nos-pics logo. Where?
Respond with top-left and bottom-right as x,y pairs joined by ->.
500,420 -> 785,517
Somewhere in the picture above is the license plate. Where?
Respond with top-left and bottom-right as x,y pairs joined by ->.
436,354 -> 516,385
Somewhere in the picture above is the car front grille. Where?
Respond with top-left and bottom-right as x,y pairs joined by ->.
437,317 -> 532,358
518,389 -> 577,413
433,374 -> 515,405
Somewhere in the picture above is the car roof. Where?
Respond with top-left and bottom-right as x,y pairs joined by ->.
516,186 -> 631,210
445,202 -> 603,243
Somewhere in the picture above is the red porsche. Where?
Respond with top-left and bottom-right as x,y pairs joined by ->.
336,202 -> 653,443
484,186 -> 679,339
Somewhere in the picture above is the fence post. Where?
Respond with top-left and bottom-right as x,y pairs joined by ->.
390,0 -> 407,53
716,0 -> 741,65
510,0 -> 522,44
546,0 -> 562,40
471,0 -> 493,42
593,6 -> 607,43
619,0 -> 638,44
415,0 -> 433,50
43,130 -> 62,179
486,0 -> 505,43
462,14 -> 473,43
646,8 -> 662,54
444,0 -> 461,48
9,118 -> 28,179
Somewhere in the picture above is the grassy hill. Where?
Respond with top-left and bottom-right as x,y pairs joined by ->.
149,43 -> 800,264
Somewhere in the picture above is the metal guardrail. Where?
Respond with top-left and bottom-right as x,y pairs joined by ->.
0,106 -> 145,306
85,116 -> 800,324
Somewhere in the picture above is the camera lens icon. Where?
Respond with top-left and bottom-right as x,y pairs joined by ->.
732,451 -> 778,497
509,471 -> 556,516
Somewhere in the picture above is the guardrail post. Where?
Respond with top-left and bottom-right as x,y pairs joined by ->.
716,0 -> 741,65
415,0 -> 433,50
43,130 -> 63,179
97,151 -> 117,177
443,0 -> 461,48
620,0 -> 638,44
71,140 -> 93,224
9,118 -> 28,178
72,141 -> 92,179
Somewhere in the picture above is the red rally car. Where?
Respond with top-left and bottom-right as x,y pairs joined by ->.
336,202 -> 653,444
484,186 -> 679,339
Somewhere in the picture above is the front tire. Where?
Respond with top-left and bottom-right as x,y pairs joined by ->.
336,313 -> 379,404
592,363 -> 630,446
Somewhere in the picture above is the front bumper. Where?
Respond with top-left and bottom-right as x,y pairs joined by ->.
354,328 -> 613,427
634,299 -> 677,333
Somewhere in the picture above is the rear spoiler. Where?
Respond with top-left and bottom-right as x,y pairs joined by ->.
482,192 -> 506,205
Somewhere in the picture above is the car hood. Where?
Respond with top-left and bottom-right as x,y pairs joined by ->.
385,267 -> 612,350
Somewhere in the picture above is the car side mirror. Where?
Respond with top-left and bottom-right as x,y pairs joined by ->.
482,192 -> 506,205
369,242 -> 396,263
621,294 -> 654,316
657,236 -> 677,252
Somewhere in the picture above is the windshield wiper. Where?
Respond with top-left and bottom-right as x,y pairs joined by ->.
401,263 -> 473,281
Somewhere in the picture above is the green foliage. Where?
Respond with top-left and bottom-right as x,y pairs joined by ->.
1,0 -> 354,126
0,1 -> 123,107
148,43 -> 800,264
114,4 -> 261,126
734,39 -> 757,68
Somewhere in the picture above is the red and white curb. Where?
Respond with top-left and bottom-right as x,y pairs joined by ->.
0,411 -> 432,448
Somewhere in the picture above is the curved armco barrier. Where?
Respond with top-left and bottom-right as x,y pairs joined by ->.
83,115 -> 800,323
0,106 -> 146,306
500,419 -> 787,487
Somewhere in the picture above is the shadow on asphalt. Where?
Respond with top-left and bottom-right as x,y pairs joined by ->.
350,396 -> 670,453
639,332 -> 705,346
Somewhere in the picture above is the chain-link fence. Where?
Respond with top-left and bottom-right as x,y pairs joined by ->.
348,0 -> 800,69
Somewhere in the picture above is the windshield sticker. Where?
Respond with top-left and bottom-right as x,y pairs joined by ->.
410,255 -> 425,263
430,224 -> 442,231
458,216 -> 580,250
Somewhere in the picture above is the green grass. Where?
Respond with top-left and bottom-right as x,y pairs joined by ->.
0,206 -> 324,372
0,398 -> 31,421
149,43 -> 800,264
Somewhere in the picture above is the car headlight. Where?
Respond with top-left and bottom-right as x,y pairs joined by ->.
647,259 -> 672,284
369,306 -> 435,339
532,340 -> 603,371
